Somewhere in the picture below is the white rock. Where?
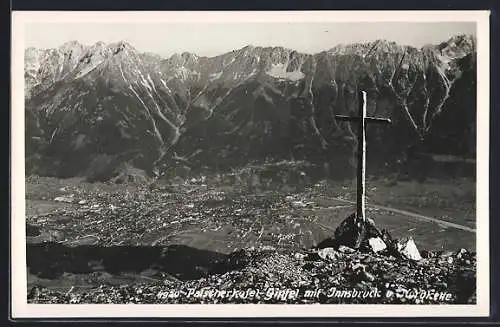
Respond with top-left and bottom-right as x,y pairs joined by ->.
54,196 -> 74,203
456,248 -> 467,259
368,237 -> 387,253
78,199 -> 88,205
397,237 -> 422,261
261,245 -> 276,251
440,251 -> 454,258
360,270 -> 375,282
352,263 -> 366,271
318,247 -> 338,261
294,252 -> 306,260
291,201 -> 306,208
338,245 -> 355,254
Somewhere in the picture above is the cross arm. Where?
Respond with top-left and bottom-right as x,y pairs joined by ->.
335,115 -> 392,124
334,115 -> 357,122
365,117 -> 392,124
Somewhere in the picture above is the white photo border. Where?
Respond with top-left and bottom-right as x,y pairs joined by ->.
10,10 -> 491,318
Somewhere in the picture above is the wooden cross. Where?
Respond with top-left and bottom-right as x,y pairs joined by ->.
335,91 -> 392,223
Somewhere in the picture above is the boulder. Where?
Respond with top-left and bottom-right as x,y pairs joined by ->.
333,213 -> 382,249
396,237 -> 422,261
368,237 -> 387,253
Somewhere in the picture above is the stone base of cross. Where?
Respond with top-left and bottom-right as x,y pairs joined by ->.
333,90 -> 391,249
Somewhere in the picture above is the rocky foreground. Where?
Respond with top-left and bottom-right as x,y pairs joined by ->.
28,244 -> 476,304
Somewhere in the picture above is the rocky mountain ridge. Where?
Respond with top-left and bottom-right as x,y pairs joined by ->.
25,35 -> 476,181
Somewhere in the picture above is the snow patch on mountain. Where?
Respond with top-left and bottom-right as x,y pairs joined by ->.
128,84 -> 165,147
137,70 -> 153,92
159,79 -> 172,93
209,71 -> 223,81
267,63 -> 304,81
75,60 -> 104,79
119,64 -> 128,83
173,66 -> 199,81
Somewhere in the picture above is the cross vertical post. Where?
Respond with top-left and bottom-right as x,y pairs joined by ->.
357,91 -> 367,223
335,90 -> 392,225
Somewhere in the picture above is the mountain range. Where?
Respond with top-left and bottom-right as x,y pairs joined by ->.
24,35 -> 477,181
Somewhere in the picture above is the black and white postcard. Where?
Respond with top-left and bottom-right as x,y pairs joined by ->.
10,10 -> 490,318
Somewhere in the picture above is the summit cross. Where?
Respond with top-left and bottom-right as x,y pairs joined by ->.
335,90 -> 392,224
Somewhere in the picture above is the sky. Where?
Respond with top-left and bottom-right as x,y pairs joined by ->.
24,22 -> 476,57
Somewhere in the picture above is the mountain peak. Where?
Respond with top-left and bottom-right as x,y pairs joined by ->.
58,40 -> 85,54
110,40 -> 134,49
181,51 -> 197,59
59,40 -> 84,49
93,41 -> 106,47
241,44 -> 255,50
437,34 -> 476,59
446,33 -> 476,44
107,40 -> 137,54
